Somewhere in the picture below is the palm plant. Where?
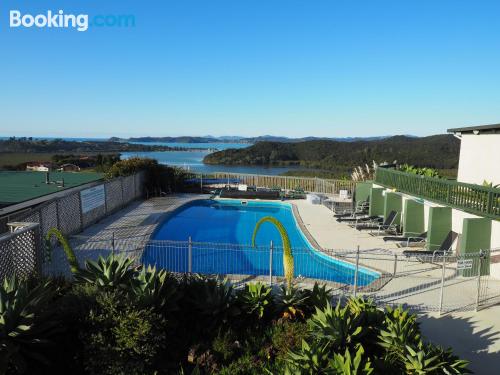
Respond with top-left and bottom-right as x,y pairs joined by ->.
45,228 -> 80,274
0,276 -> 59,374
238,282 -> 273,320
252,216 -> 294,288
75,254 -> 137,292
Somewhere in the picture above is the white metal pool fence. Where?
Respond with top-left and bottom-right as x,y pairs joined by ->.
39,233 -> 500,314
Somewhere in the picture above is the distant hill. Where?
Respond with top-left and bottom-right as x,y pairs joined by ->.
126,136 -> 223,143
243,135 -> 396,143
110,135 -> 402,144
0,138 -> 190,153
203,135 -> 460,172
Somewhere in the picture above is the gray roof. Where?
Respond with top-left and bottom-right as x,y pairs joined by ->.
448,123 -> 500,134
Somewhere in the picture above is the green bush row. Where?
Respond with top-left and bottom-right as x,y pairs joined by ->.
0,253 -> 470,375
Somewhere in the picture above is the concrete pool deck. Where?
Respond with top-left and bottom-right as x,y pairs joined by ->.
292,199 -> 400,251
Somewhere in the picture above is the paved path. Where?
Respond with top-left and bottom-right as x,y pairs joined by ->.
419,306 -> 500,374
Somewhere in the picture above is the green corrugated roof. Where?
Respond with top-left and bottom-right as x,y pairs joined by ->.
0,171 -> 104,206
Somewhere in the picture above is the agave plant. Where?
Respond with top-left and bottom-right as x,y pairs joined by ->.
45,228 -> 80,274
252,216 -> 294,288
413,344 -> 471,374
329,346 -> 374,374
307,302 -> 364,351
275,285 -> 309,321
75,254 -> 137,292
284,339 -> 331,375
303,283 -> 333,312
378,305 -> 422,362
0,276 -> 59,374
190,277 -> 239,329
132,266 -> 179,313
238,282 -> 273,319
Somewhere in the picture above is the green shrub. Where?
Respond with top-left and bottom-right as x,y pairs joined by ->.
105,157 -> 188,193
269,321 -> 308,360
79,291 -> 167,375
1,271 -> 471,374
0,277 -> 59,374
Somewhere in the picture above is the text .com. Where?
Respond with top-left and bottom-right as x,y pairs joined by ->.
9,10 -> 135,32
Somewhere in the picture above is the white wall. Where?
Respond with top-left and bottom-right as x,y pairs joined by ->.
457,134 -> 500,185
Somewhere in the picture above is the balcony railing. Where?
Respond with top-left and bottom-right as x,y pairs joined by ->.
375,168 -> 500,219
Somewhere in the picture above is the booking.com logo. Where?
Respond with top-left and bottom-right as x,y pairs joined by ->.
9,10 -> 135,31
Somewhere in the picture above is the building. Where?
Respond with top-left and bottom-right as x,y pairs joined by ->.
355,125 -> 500,277
448,123 -> 500,186
57,163 -> 81,172
26,162 -> 53,172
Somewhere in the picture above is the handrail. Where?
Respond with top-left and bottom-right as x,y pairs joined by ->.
375,168 -> 500,219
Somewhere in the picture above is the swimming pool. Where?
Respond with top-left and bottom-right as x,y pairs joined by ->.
143,199 -> 379,285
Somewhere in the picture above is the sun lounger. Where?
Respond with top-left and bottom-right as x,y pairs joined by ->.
334,200 -> 369,218
402,231 -> 458,259
343,215 -> 382,225
356,211 -> 398,235
383,231 -> 427,247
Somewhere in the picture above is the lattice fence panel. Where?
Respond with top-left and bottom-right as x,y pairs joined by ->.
40,202 -> 58,248
105,179 -> 123,213
82,204 -> 106,228
0,227 -> 38,280
122,175 -> 136,204
58,193 -> 82,235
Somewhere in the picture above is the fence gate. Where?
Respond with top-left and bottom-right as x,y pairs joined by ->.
477,249 -> 500,310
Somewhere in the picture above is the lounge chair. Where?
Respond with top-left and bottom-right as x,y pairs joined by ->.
402,231 -> 458,259
334,200 -> 369,218
344,215 -> 382,226
356,210 -> 398,235
383,231 -> 427,247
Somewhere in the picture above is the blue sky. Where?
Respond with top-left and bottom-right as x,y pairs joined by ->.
1,0 -> 500,138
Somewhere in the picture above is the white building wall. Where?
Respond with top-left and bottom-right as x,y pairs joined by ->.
457,134 -> 500,185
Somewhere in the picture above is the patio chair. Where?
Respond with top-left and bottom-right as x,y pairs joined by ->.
356,210 -> 398,235
383,231 -> 427,248
402,231 -> 458,259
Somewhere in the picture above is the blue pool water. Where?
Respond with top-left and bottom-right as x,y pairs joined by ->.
143,200 -> 379,285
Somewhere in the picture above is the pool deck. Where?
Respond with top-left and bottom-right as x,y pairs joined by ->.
292,199 -> 400,251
